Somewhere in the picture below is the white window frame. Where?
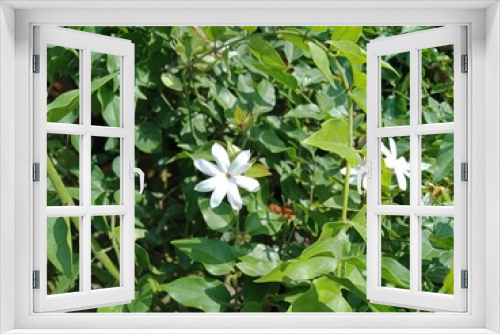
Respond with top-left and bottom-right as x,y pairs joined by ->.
366,26 -> 468,312
0,1 -> 499,333
33,26 -> 136,312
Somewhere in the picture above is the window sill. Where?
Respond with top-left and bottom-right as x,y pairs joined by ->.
4,330 -> 497,334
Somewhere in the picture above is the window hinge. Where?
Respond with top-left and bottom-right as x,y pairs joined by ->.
461,162 -> 468,181
33,54 -> 40,73
461,54 -> 468,73
461,270 -> 468,289
33,163 -> 40,182
33,270 -> 40,289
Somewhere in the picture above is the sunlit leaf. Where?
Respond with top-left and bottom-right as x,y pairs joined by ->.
248,36 -> 287,70
161,277 -> 231,312
302,119 -> 360,166
307,42 -> 334,81
171,238 -> 235,275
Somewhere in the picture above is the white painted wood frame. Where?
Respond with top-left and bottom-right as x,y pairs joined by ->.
367,26 -> 467,312
32,26 -> 135,312
0,2 -> 495,333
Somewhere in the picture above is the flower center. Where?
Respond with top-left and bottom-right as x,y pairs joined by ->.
225,173 -> 232,179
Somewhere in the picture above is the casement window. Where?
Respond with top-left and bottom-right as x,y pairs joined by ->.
31,25 -> 468,314
33,26 -> 142,312
1,3 -> 498,334
365,26 -> 468,312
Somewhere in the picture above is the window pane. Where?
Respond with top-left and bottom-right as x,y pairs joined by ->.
421,134 -> 454,206
91,137 -> 120,205
421,45 -> 454,124
380,215 -> 410,290
380,137 -> 410,205
421,216 -> 454,294
47,45 -> 80,124
381,52 -> 410,127
47,216 -> 80,295
91,52 -> 121,127
91,215 -> 121,290
47,134 -> 80,206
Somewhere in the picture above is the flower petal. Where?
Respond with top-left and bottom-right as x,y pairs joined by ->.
389,138 -> 398,158
194,175 -> 223,192
229,150 -> 251,175
381,142 -> 392,159
212,143 -> 230,173
194,159 -> 222,177
234,175 -> 260,192
227,181 -> 243,211
396,167 -> 407,191
210,178 -> 229,208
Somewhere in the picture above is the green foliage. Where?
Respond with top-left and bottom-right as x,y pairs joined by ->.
46,26 -> 453,313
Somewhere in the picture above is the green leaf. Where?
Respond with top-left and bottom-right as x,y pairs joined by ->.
90,72 -> 119,92
245,211 -> 284,236
257,80 -> 276,107
301,231 -> 350,260
331,26 -> 363,43
162,277 -> 231,312
47,217 -> 74,281
213,85 -> 237,110
256,256 -> 338,284
245,164 -> 272,178
198,197 -> 235,232
97,85 -> 120,127
250,62 -> 298,90
171,238 -> 235,275
307,42 -> 333,81
248,37 -> 287,70
47,72 -> 118,122
329,40 -> 366,64
243,26 -> 258,34
47,90 -> 79,123
434,133 -> 454,183
135,122 -> 162,153
288,277 -> 351,312
350,88 -> 367,113
161,73 -> 183,91
381,256 -> 410,289
252,126 -> 297,159
235,244 -> 281,277
279,33 -> 309,52
285,104 -> 324,120
310,26 -> 329,33
439,263 -> 454,294
302,119 -> 360,166
348,205 -> 367,242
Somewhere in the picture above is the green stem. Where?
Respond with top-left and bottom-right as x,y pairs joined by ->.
234,211 -> 240,245
47,154 -> 121,281
304,149 -> 317,227
341,163 -> 351,223
332,55 -> 355,224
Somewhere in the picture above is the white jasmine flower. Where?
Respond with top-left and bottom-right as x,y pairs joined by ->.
381,138 -> 431,191
381,138 -> 410,191
341,159 -> 367,191
194,143 -> 260,211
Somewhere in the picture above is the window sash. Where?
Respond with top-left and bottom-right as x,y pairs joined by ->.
366,26 -> 468,312
33,26 -> 136,313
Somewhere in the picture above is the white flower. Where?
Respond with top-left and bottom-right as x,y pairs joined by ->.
341,159 -> 367,191
381,138 -> 431,191
194,143 -> 260,211
381,138 -> 411,191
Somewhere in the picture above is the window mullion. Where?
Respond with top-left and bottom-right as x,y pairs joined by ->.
409,48 -> 420,294
81,47 -> 92,294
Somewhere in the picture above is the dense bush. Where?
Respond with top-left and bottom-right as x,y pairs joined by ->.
46,26 -> 454,312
